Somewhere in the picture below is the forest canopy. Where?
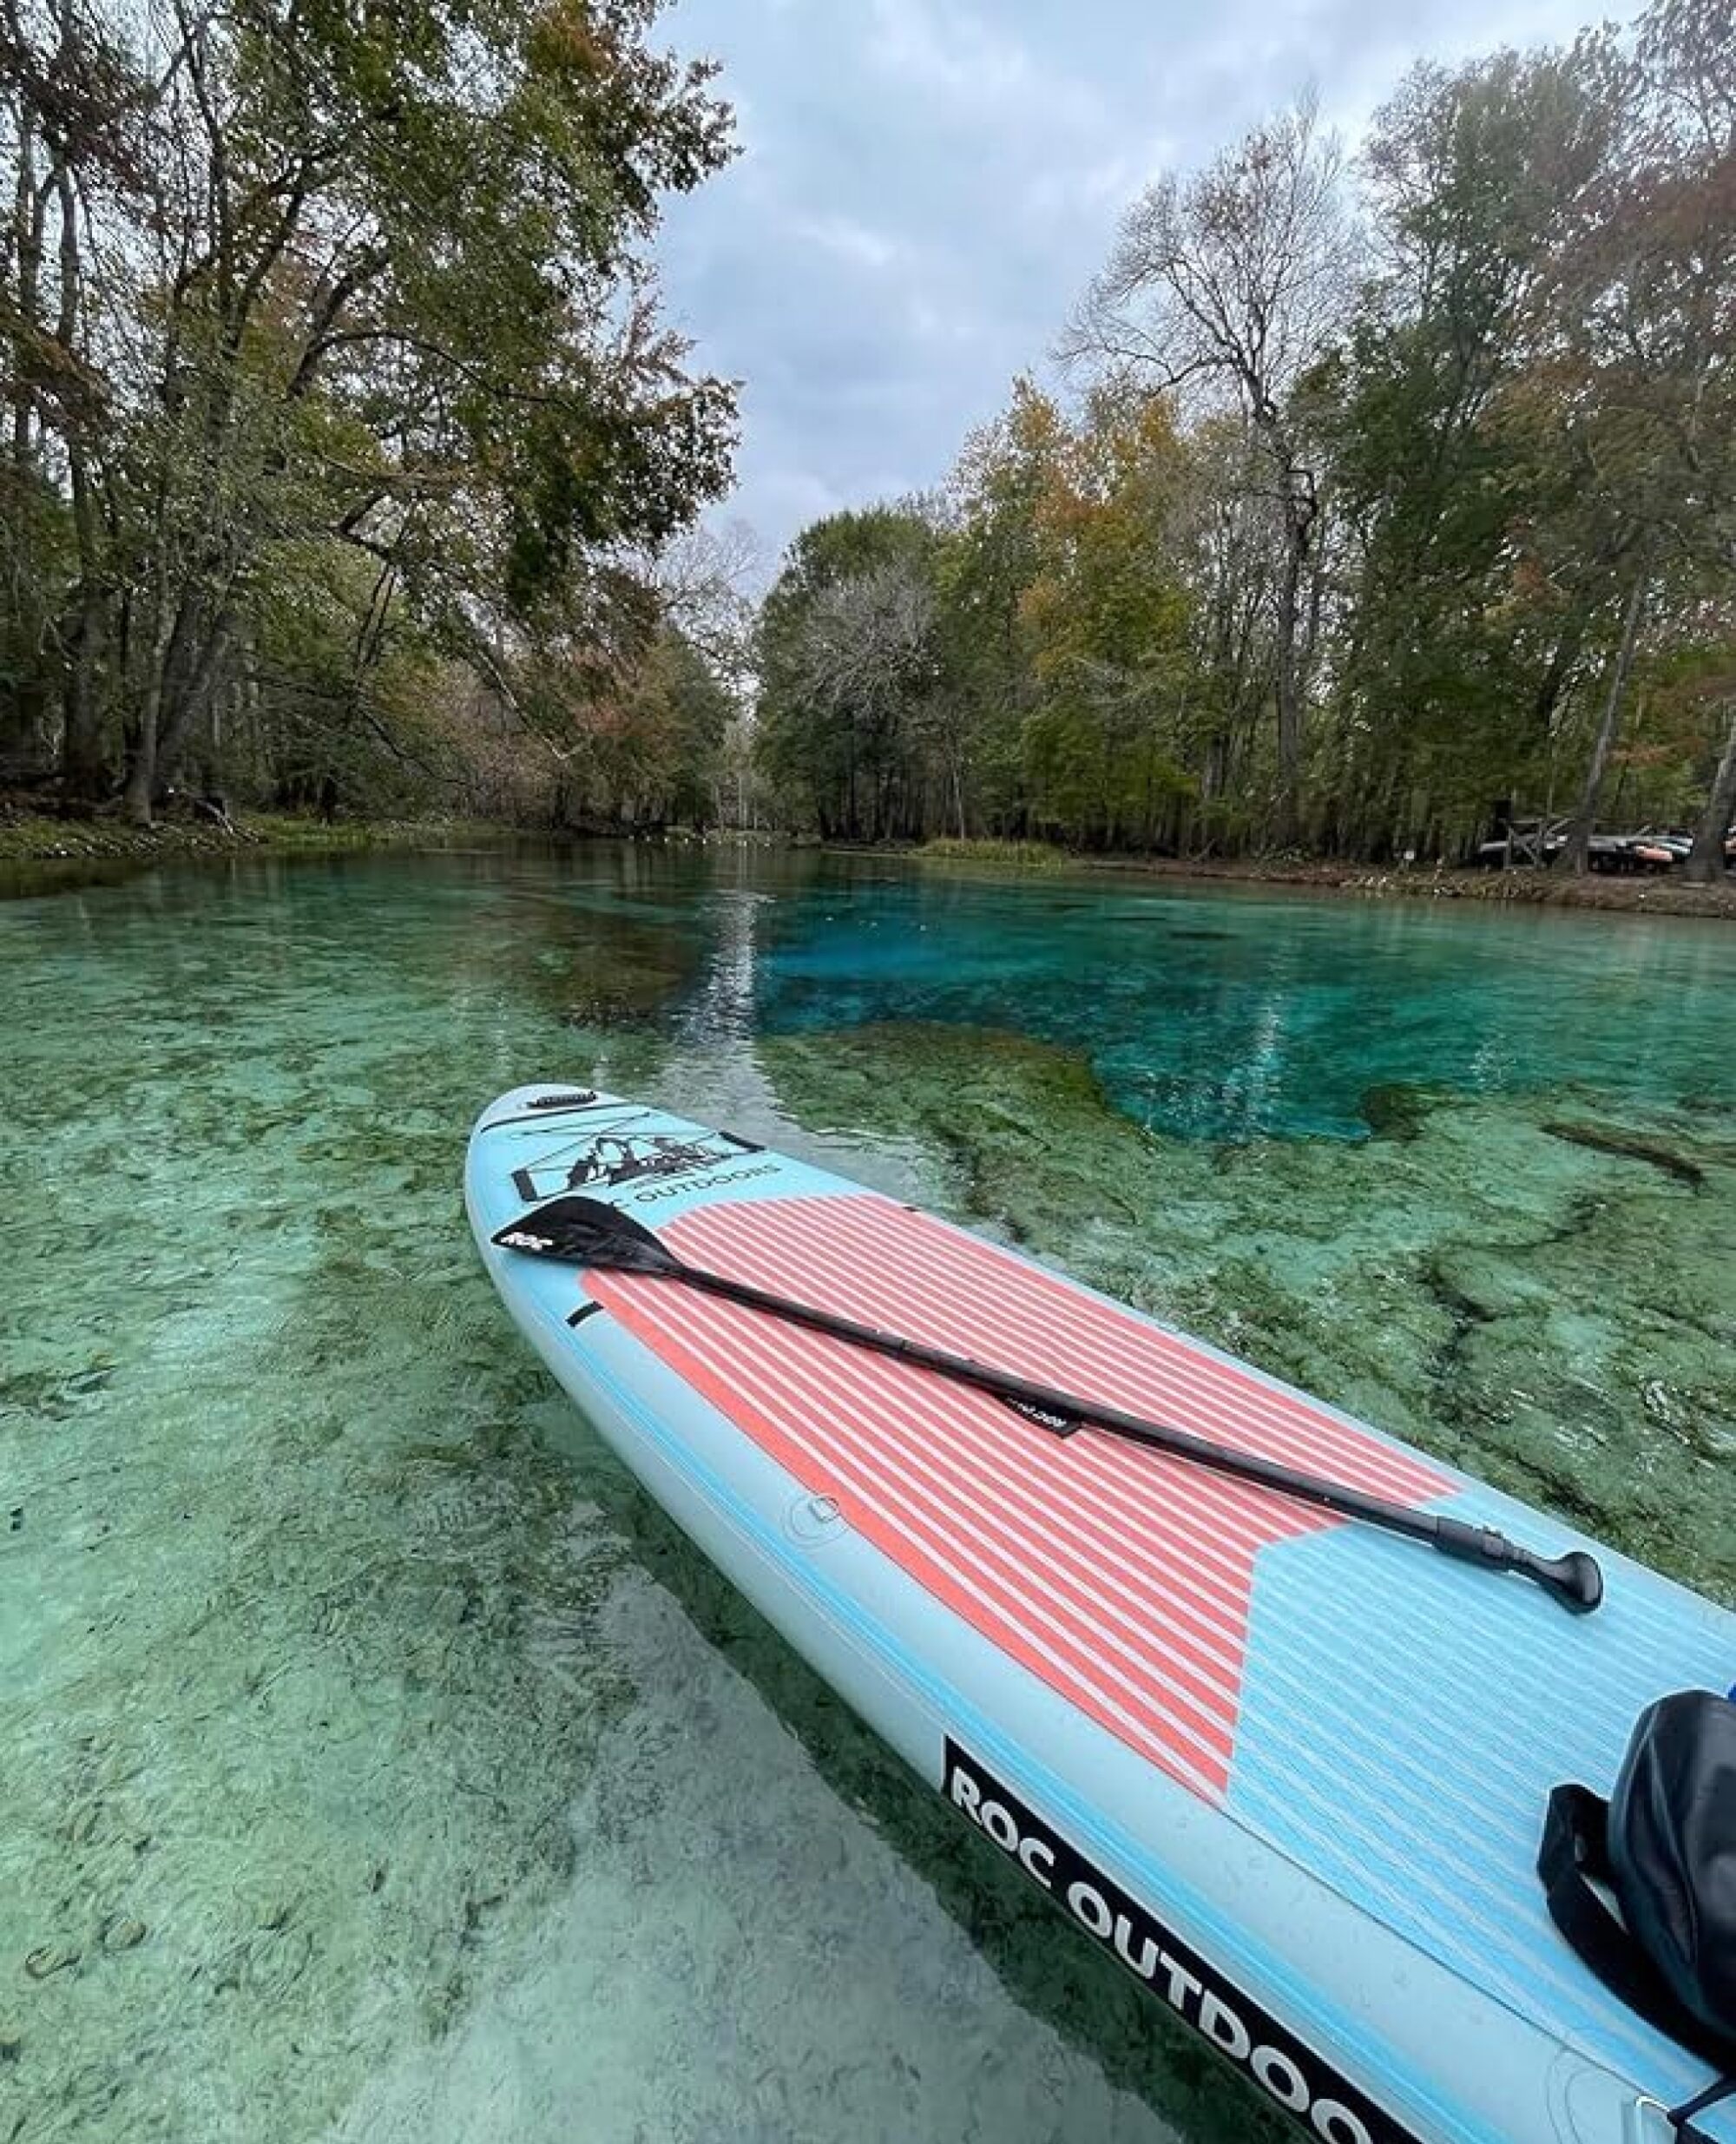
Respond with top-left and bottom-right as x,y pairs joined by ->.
753,0 -> 1736,878
5,0 -> 1734,875
1,0 -> 741,825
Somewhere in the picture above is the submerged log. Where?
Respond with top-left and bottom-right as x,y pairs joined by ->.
1542,1120 -> 1705,1187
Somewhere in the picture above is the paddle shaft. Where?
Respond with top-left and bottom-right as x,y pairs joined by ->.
492,1192 -> 1598,1609
647,1259 -> 1600,1611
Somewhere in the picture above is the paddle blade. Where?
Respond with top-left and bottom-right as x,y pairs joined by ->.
492,1196 -> 680,1274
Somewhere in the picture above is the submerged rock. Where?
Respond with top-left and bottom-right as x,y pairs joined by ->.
1360,1082 -> 1450,1142
560,990 -> 664,1032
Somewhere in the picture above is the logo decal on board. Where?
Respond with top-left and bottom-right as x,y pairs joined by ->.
943,1742 -> 1421,2144
509,1116 -> 760,1204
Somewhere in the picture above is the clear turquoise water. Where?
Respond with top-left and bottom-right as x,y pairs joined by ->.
748,867 -> 1736,1139
3,844 -> 1733,2144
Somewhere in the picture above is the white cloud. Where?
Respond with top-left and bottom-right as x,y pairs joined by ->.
865,0 -> 1037,103
658,0 -> 1647,566
791,214 -> 904,272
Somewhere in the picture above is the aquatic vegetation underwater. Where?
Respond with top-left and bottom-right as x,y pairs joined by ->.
2,845 -> 1733,2144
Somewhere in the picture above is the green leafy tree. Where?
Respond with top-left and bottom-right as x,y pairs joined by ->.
932,378 -> 1067,833
755,506 -> 940,839
1018,392 -> 1198,849
1,0 -> 737,821
1068,95 -> 1354,842
1326,43 -> 1619,858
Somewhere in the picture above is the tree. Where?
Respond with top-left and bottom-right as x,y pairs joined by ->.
1068,95 -> 1354,841
1523,0 -> 1736,870
1636,0 -> 1736,880
652,518 -> 762,687
585,625 -> 734,827
1168,419 -> 1278,847
755,506 -> 940,839
1689,700 -> 1736,878
1,0 -> 739,822
933,378 -> 1067,834
1017,391 -> 1198,850
1326,45 -> 1619,859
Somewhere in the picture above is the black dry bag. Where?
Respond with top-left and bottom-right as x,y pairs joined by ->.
1539,1688 -> 1736,2074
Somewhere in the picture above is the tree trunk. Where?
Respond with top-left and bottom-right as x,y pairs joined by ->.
126,582 -> 234,813
1267,441 -> 1318,850
155,608 -> 232,792
1685,701 -> 1736,885
10,118 -> 40,470
61,589 -> 107,793
120,567 -> 172,821
122,590 -> 193,824
122,694 -> 158,824
1272,523 -> 1305,844
1564,565 -> 1647,876
60,442 -> 109,795
1532,615 -> 1586,740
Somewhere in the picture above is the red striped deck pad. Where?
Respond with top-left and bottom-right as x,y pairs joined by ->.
587,1192 -> 1449,1801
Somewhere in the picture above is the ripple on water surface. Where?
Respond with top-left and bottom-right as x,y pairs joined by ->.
2,844 -> 1733,2144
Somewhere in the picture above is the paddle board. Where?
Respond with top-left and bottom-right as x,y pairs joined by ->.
465,1083 -> 1735,2144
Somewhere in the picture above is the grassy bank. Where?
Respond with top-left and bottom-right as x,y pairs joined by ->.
1087,853 -> 1736,919
0,809 -> 519,867
915,836 -> 1070,871
856,837 -> 1736,915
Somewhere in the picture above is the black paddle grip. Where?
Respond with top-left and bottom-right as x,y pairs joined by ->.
1435,1518 -> 1602,1611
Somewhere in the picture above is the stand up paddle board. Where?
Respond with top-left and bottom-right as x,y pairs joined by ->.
465,1083 -> 1736,2144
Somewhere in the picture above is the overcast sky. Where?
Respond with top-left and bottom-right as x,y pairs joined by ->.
656,0 -> 1634,575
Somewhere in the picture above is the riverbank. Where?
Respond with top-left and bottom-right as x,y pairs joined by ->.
1099,853 -> 1736,919
0,808 -> 516,866
905,839 -> 1736,918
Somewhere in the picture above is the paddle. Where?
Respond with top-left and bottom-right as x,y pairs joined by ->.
493,1195 -> 1604,1615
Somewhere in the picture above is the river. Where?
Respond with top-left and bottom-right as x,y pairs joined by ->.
3,842 -> 1733,2143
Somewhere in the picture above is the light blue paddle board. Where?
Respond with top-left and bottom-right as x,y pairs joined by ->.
468,1083 -> 1736,2144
